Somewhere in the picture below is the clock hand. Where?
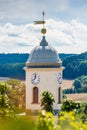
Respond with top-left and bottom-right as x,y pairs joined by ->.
33,74 -> 36,80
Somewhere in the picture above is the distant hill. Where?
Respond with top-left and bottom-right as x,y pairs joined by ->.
0,52 -> 87,80
0,53 -> 29,64
0,53 -> 74,64
63,52 -> 87,79
0,53 -> 74,80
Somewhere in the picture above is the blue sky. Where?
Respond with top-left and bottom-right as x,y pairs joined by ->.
0,0 -> 87,24
0,0 -> 87,53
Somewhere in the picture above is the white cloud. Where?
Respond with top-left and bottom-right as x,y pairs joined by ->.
46,19 -> 87,53
0,19 -> 87,54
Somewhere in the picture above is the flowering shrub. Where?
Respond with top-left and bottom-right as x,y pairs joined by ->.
36,110 -> 54,130
61,99 -> 81,112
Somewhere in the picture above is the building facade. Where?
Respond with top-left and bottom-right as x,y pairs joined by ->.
24,35 -> 64,111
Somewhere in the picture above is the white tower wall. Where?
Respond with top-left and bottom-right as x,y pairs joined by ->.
24,67 -> 64,110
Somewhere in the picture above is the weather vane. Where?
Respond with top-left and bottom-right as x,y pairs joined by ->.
34,11 -> 47,35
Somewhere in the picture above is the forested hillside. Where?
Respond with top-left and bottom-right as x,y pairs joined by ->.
0,53 -> 73,64
63,52 -> 87,79
0,63 -> 25,79
0,53 -> 29,79
0,53 -> 29,64
63,75 -> 87,94
0,52 -> 87,80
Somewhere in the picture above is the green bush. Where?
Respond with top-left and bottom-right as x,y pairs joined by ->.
61,99 -> 87,123
36,110 -> 54,130
0,82 -> 14,117
36,110 -> 87,130
57,112 -> 87,130
61,99 -> 81,112
41,91 -> 55,113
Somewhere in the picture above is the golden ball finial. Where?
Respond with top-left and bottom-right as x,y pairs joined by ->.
41,28 -> 47,34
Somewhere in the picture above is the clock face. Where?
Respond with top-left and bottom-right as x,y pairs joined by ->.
57,73 -> 62,84
31,73 -> 40,85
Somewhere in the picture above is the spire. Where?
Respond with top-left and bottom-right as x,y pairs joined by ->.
40,36 -> 48,46
41,12 -> 46,35
34,12 -> 47,35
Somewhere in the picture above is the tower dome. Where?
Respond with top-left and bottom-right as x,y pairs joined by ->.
26,36 -> 62,67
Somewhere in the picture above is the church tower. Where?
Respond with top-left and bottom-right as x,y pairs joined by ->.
24,12 -> 64,111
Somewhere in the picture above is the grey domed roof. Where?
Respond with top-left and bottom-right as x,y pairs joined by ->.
26,36 -> 62,67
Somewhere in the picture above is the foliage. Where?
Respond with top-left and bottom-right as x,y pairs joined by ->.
0,117 -> 35,130
41,91 -> 55,113
57,112 -> 87,130
62,94 -> 67,99
6,79 -> 25,108
63,52 -> 87,79
0,82 -> 14,117
61,99 -> 87,123
0,110 -> 87,130
61,99 -> 81,112
36,110 -> 54,130
0,53 -> 73,64
0,63 -> 25,80
73,79 -> 82,92
36,110 -> 87,130
7,78 -> 20,87
77,103 -> 87,123
0,53 -> 29,64
64,75 -> 87,94
0,97 -> 87,130
73,75 -> 87,93
0,52 -> 87,79
0,53 -> 76,79
63,88 -> 75,94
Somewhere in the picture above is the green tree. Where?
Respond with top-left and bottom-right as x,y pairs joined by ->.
79,60 -> 87,76
6,78 -> 20,88
0,82 -> 14,117
41,91 -> 55,113
61,99 -> 81,112
73,75 -> 87,93
61,100 -> 87,123
73,79 -> 82,92
6,79 -> 25,108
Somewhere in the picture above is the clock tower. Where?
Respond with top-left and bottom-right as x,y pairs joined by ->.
24,12 -> 64,111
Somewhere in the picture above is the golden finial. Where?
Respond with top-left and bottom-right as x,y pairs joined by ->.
34,12 -> 47,35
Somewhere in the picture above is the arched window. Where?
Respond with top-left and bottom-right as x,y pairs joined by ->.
33,87 -> 38,103
58,87 -> 61,104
